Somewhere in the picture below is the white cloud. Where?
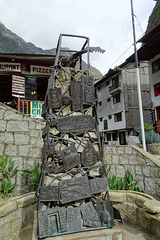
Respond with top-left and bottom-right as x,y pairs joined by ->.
0,0 -> 156,74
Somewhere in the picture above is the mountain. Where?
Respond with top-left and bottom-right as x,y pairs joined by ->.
145,0 -> 160,34
0,22 -> 102,79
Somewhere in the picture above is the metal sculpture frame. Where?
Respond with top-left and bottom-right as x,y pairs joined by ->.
36,34 -> 114,239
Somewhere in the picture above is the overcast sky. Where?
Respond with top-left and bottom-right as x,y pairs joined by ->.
0,0 -> 156,74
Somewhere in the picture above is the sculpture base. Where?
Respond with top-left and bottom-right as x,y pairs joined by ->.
32,211 -> 123,240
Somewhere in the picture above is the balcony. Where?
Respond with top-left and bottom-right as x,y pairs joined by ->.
109,82 -> 121,95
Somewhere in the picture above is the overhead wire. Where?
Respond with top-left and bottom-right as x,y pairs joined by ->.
102,13 -> 145,76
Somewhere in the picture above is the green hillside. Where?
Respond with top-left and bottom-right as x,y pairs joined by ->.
145,0 -> 160,34
0,22 -> 102,79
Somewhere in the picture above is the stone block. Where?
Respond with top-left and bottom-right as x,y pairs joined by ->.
135,166 -> 142,175
30,137 -> 37,145
28,120 -> 36,130
16,194 -> 35,208
11,157 -> 23,170
102,191 -> 127,203
126,192 -> 137,203
5,144 -> 17,156
14,134 -> 29,145
104,146 -> 112,154
0,201 -> 17,217
142,166 -> 150,177
19,145 -> 29,157
136,195 -> 148,207
129,155 -> 138,165
124,147 -> 132,154
151,168 -> 159,178
0,222 -> 12,240
145,159 -> 156,167
7,121 -> 28,132
106,155 -> 112,164
29,129 -> 39,137
35,122 -> 44,130
110,165 -> 116,176
5,132 -> 14,144
143,199 -> 160,214
0,132 -> 5,142
112,155 -> 119,164
119,155 -> 129,164
4,110 -> 23,120
137,157 -> 145,166
0,120 -> 6,131
0,108 -> 5,119
144,178 -> 156,195
117,146 -> 124,154
116,166 -> 125,178
0,143 -> 4,155
11,218 -> 22,234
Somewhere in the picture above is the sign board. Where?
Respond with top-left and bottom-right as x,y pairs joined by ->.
30,101 -> 43,118
30,65 -> 53,76
0,62 -> 21,72
12,75 -> 25,98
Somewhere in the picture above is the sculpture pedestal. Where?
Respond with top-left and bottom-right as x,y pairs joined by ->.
32,211 -> 123,240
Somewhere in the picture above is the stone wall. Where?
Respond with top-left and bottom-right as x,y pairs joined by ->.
101,190 -> 160,239
138,143 -> 160,155
104,145 -> 160,200
0,193 -> 36,240
0,103 -> 45,195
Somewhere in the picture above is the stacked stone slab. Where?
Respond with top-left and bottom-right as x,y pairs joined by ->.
36,66 -> 114,238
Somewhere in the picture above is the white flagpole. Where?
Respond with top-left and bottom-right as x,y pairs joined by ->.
130,0 -> 146,151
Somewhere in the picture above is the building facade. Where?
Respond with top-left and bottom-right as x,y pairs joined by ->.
95,62 -> 151,145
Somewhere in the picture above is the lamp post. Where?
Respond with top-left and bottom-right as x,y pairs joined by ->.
130,0 -> 146,151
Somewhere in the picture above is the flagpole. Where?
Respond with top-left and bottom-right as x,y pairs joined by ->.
130,0 -> 146,151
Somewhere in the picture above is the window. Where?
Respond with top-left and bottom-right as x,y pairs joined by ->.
107,98 -> 110,102
99,101 -> 102,106
152,58 -> 160,73
104,119 -> 108,130
112,75 -> 119,88
99,117 -> 103,122
97,86 -> 101,91
154,83 -> 160,97
107,133 -> 111,141
108,115 -> 112,119
112,132 -> 117,141
113,93 -> 120,104
114,112 -> 122,122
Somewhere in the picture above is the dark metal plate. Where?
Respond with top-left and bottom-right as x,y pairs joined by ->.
57,115 -> 95,133
67,207 -> 82,232
82,76 -> 95,105
60,144 -> 80,171
89,177 -> 109,194
96,200 -> 114,228
59,176 -> 91,204
70,81 -> 83,111
81,202 -> 101,228
48,87 -> 62,109
39,186 -> 59,201
81,141 -> 98,167
38,210 -> 49,239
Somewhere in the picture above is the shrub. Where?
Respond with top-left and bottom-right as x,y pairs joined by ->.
0,156 -> 18,199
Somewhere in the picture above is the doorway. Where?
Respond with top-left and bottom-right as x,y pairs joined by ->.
119,132 -> 126,145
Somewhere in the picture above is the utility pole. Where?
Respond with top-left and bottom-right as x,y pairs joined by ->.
130,0 -> 146,151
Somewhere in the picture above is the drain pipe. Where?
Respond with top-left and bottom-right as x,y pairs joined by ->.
130,0 -> 146,151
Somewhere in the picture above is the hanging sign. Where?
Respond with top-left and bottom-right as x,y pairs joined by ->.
12,75 -> 25,98
30,65 -> 53,76
0,62 -> 21,72
30,101 -> 43,118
